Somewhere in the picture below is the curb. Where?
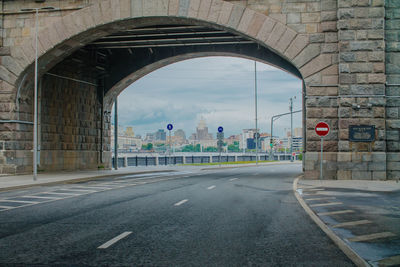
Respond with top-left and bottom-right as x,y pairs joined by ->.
0,169 -> 176,193
200,161 -> 300,171
293,176 -> 369,267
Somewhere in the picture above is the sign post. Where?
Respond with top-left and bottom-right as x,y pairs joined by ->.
217,127 -> 224,166
315,122 -> 330,180
167,124 -> 173,165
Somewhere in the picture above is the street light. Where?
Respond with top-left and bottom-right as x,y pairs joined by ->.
21,6 -> 55,180
289,96 -> 296,162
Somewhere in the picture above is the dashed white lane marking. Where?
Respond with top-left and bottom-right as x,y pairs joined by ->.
0,199 -> 39,204
229,178 -> 238,181
318,210 -> 354,216
348,232 -> 396,242
310,202 -> 343,207
305,197 -> 336,201
174,199 -> 188,206
332,220 -> 372,228
207,185 -> 216,190
98,231 -> 132,249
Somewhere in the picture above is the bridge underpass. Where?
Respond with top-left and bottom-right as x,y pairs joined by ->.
35,22 -> 305,172
0,0 -> 397,180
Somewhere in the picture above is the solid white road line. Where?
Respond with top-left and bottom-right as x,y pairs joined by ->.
62,188 -> 97,192
305,197 -> 336,201
332,220 -> 372,228
0,199 -> 39,204
20,195 -> 61,200
98,232 -> 132,249
348,232 -> 396,242
229,178 -> 238,181
318,210 -> 354,216
0,205 -> 14,209
207,185 -> 216,190
174,199 -> 188,206
42,192 -> 80,196
306,188 -> 325,192
310,202 -> 343,207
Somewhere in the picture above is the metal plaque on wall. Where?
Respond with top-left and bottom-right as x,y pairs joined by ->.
349,125 -> 375,142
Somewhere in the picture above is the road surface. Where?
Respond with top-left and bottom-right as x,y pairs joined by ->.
0,164 -> 354,266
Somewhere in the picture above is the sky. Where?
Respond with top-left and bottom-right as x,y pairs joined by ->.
114,56 -> 303,138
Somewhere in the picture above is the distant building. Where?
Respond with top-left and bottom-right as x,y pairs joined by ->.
155,129 -> 166,141
196,119 -> 213,140
125,127 -> 135,137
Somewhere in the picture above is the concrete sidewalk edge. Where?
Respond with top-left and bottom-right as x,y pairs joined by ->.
293,176 -> 369,267
0,169 -> 176,193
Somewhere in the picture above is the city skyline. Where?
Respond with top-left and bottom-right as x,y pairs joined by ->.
113,56 -> 302,137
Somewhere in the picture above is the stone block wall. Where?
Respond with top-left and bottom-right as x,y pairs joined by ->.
39,65 -> 109,171
334,0 -> 387,180
385,0 -> 400,179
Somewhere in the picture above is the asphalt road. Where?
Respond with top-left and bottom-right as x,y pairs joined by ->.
0,164 -> 354,266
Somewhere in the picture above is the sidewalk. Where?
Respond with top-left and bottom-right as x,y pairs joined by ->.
296,178 -> 400,267
0,161 -> 295,192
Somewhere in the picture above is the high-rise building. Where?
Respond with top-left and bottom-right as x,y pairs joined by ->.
195,119 -> 212,140
174,129 -> 186,140
155,129 -> 166,141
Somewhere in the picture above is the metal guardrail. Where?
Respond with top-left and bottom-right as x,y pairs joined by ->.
112,154 -> 299,168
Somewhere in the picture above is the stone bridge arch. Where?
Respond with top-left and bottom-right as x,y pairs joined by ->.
0,0 -> 394,180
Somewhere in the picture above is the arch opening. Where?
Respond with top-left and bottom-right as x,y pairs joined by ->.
33,20 -> 305,172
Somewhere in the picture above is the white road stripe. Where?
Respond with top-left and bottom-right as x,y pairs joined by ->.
318,210 -> 354,216
0,205 -> 14,209
0,199 -> 39,204
98,232 -> 132,249
229,178 -> 238,181
305,197 -> 336,201
310,202 -> 343,207
207,185 -> 216,190
63,188 -> 97,192
348,232 -> 396,242
306,188 -> 325,192
20,195 -> 61,200
42,192 -> 80,196
174,199 -> 188,206
332,220 -> 372,228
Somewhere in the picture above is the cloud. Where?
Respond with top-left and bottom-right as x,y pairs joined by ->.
115,56 -> 303,137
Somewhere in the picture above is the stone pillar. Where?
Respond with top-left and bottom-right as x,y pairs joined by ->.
385,0 -> 400,180
124,156 -> 127,167
337,0 -> 387,180
155,155 -> 159,166
234,155 -> 238,162
209,155 -> 213,163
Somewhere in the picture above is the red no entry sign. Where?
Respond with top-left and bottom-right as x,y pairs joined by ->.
315,122 -> 330,137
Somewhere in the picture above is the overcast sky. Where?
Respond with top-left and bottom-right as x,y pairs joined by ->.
114,56 -> 303,138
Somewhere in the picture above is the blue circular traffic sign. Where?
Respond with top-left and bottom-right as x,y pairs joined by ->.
218,126 -> 223,133
167,124 -> 173,131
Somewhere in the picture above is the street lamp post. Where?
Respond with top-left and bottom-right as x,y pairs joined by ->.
21,6 -> 55,181
254,61 -> 258,165
289,97 -> 296,162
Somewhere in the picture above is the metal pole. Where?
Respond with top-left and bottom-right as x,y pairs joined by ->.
290,97 -> 293,162
320,137 -> 323,180
270,117 -> 273,161
169,130 -> 171,165
254,61 -> 258,165
33,8 -> 39,181
114,98 -> 118,170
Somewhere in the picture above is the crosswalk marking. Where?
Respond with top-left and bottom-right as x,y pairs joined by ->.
332,220 -> 372,228
310,202 -> 343,207
317,210 -> 354,216
348,232 -> 396,242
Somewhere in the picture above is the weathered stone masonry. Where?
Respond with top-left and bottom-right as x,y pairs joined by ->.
0,0 -> 398,180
